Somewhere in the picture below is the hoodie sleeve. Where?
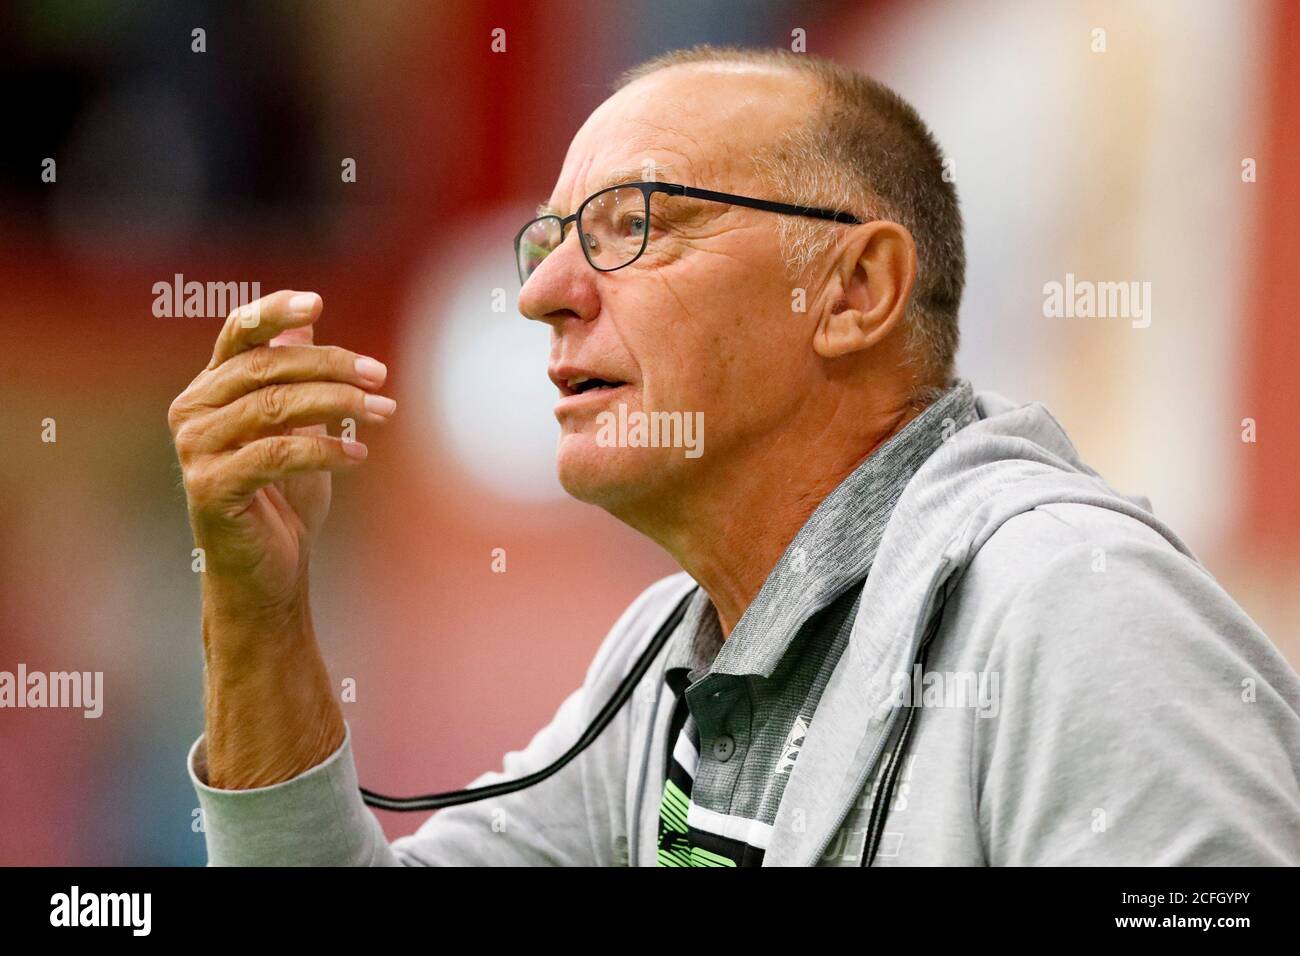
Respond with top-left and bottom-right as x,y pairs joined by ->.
975,537 -> 1300,866
188,681 -> 601,866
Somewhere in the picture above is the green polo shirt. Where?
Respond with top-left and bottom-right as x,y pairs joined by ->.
656,380 -> 978,866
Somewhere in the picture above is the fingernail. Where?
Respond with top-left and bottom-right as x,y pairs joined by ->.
364,394 -> 397,416
342,439 -> 368,459
289,292 -> 320,316
355,357 -> 388,383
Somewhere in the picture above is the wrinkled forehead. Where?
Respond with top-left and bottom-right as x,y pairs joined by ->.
543,63 -> 815,215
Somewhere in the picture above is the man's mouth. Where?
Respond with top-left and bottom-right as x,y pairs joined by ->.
565,376 -> 627,396
549,363 -> 634,406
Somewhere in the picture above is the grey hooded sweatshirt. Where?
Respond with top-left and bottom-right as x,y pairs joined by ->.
188,388 -> 1300,865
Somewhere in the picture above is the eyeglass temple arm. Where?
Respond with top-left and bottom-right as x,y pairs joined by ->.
672,184 -> 862,225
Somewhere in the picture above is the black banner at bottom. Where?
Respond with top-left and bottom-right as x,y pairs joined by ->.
0,865 -> 1288,942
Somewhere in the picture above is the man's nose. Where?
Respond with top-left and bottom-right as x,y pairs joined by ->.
517,230 -> 600,328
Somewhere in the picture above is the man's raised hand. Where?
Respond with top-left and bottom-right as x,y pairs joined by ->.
168,290 -> 396,616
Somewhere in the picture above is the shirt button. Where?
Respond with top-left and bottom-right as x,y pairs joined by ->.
712,735 -> 735,761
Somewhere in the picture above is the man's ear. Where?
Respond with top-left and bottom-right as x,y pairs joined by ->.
814,220 -> 918,359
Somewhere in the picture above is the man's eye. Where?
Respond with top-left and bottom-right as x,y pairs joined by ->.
618,214 -> 660,240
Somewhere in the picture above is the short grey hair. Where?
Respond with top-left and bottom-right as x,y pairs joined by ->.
614,45 -> 965,394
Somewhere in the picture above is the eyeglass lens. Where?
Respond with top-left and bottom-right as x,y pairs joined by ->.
517,185 -> 650,283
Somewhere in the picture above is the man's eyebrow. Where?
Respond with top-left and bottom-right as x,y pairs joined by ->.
537,163 -> 673,217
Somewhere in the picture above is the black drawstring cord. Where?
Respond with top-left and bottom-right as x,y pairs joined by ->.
861,592 -> 948,865
359,588 -> 696,812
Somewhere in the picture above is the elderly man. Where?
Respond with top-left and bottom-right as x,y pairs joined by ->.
172,46 -> 1300,866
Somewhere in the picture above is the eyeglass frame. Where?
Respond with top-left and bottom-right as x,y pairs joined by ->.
513,180 -> 865,285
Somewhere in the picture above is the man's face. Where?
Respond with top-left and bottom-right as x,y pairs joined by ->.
518,64 -> 826,515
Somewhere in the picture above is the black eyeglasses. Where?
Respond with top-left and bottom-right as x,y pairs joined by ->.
514,181 -> 864,285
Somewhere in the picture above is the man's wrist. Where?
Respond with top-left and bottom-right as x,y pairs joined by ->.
199,573 -> 345,789
200,572 -> 312,667
203,655 -> 345,789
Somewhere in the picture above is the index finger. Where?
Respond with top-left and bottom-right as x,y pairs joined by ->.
207,290 -> 323,370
